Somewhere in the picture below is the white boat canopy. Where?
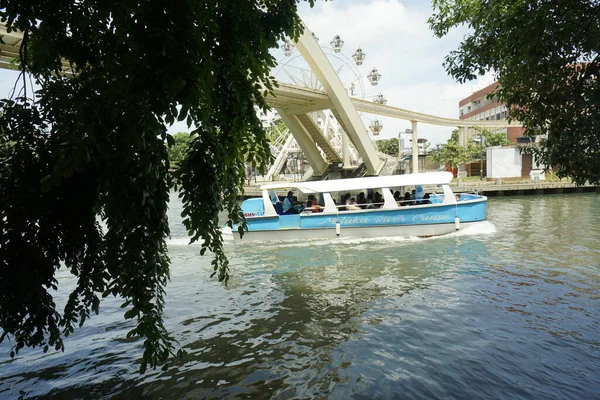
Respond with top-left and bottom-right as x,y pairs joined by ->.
260,172 -> 454,194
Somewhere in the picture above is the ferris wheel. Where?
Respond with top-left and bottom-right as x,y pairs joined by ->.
264,33 -> 386,180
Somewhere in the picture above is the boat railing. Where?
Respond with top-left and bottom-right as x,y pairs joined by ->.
302,197 -> 463,214
301,202 -> 386,214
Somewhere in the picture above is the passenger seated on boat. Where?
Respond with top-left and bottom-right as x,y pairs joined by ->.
373,191 -> 383,208
343,193 -> 353,210
400,192 -> 412,206
357,192 -> 367,209
393,191 -> 401,201
366,192 -> 375,209
307,195 -> 323,213
339,193 -> 350,211
421,193 -> 432,205
347,198 -> 361,211
283,191 -> 300,214
306,194 -> 314,208
455,194 -> 461,201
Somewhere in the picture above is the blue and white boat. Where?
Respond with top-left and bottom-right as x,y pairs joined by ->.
233,172 -> 486,241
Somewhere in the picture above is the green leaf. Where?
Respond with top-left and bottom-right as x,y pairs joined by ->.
0,0 -> 304,375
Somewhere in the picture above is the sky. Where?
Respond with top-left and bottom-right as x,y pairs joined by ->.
0,0 -> 495,146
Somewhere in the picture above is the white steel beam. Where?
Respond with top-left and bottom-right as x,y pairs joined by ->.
294,24 -> 383,175
277,109 -> 328,176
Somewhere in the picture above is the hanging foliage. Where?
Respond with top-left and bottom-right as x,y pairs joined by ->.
0,0 -> 310,372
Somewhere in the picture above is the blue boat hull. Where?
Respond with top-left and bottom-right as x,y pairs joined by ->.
233,199 -> 486,241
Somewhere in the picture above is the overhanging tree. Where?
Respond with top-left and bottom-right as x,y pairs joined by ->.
429,0 -> 600,184
0,1 -> 310,372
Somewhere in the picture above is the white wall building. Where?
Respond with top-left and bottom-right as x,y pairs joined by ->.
486,146 -> 541,179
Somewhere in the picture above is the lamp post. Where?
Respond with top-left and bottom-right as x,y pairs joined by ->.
480,136 -> 484,180
472,136 -> 484,180
398,131 -> 402,160
405,128 -> 415,172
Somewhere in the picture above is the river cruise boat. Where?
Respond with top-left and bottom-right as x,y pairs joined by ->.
233,172 -> 486,241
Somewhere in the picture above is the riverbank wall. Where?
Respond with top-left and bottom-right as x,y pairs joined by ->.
451,180 -> 598,196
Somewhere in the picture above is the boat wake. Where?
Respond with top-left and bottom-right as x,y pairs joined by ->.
168,221 -> 496,248
225,221 -> 497,249
447,220 -> 497,237
167,227 -> 235,247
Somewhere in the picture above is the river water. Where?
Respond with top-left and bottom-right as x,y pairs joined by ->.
1,194 -> 599,399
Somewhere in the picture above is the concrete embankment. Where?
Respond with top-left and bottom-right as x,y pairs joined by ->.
452,180 -> 598,196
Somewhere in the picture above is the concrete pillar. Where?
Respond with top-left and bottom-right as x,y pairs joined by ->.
412,121 -> 419,174
342,131 -> 350,168
459,126 -> 468,147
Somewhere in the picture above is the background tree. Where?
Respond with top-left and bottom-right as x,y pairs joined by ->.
167,132 -> 193,167
375,137 -> 400,157
438,129 -> 470,172
0,1 -> 309,372
430,0 -> 600,184
480,130 -> 512,148
468,127 -> 512,161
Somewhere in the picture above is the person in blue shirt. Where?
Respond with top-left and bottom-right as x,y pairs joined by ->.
283,191 -> 299,214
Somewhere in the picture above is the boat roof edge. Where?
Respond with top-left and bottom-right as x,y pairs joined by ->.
259,172 -> 454,193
